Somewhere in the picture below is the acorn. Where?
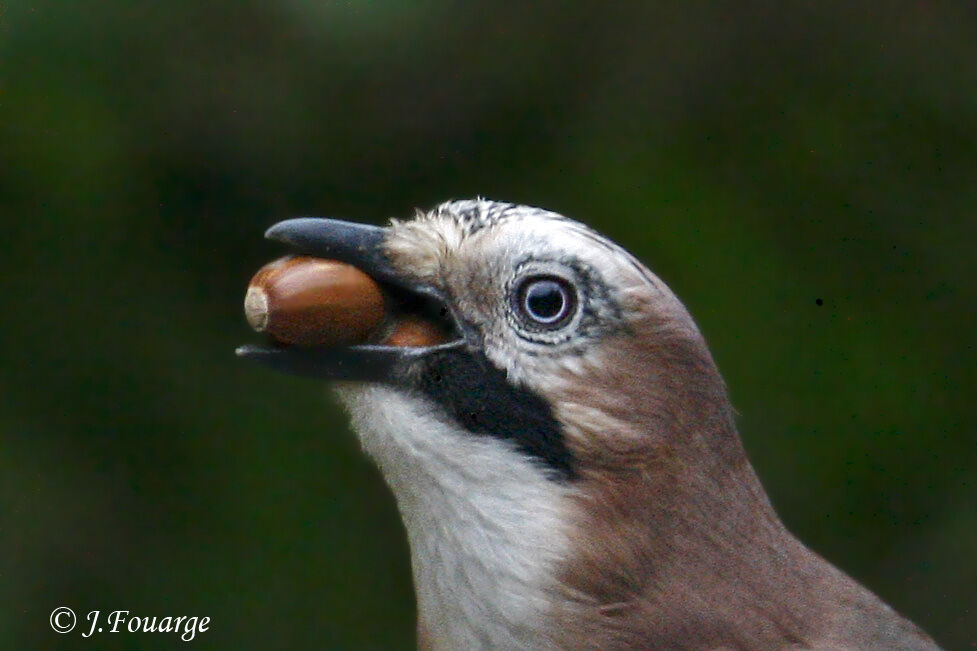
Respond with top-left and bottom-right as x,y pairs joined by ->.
383,314 -> 451,348
245,256 -> 386,346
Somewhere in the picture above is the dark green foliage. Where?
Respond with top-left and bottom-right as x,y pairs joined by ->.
1,2 -> 974,648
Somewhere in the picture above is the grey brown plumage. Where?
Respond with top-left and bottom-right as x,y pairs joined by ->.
241,199 -> 939,650
543,295 -> 935,649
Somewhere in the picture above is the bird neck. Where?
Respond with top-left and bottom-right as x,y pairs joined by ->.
337,384 -> 570,650
537,327 -> 918,647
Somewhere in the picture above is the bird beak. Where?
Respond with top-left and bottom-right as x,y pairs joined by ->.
235,218 -> 462,382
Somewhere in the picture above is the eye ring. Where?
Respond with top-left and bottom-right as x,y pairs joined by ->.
513,275 -> 578,330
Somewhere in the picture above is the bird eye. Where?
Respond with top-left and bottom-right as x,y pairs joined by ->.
514,276 -> 577,329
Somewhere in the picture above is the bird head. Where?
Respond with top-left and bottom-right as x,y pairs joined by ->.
241,199 -> 735,481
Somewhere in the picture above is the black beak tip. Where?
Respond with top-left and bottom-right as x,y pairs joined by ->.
260,217 -> 404,288
263,217 -> 386,252
264,217 -> 324,243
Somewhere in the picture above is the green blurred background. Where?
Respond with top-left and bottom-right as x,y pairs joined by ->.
2,1 -> 975,648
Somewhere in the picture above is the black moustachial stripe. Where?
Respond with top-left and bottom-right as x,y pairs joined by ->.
406,347 -> 576,481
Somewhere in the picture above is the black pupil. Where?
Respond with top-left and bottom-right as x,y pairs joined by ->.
524,279 -> 568,323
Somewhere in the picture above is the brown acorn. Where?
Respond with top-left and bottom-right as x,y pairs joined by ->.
245,256 -> 386,346
382,314 -> 451,348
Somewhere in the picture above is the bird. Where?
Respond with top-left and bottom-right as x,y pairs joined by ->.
238,199 -> 939,650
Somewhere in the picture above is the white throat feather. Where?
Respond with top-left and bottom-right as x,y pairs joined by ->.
336,384 -> 570,650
